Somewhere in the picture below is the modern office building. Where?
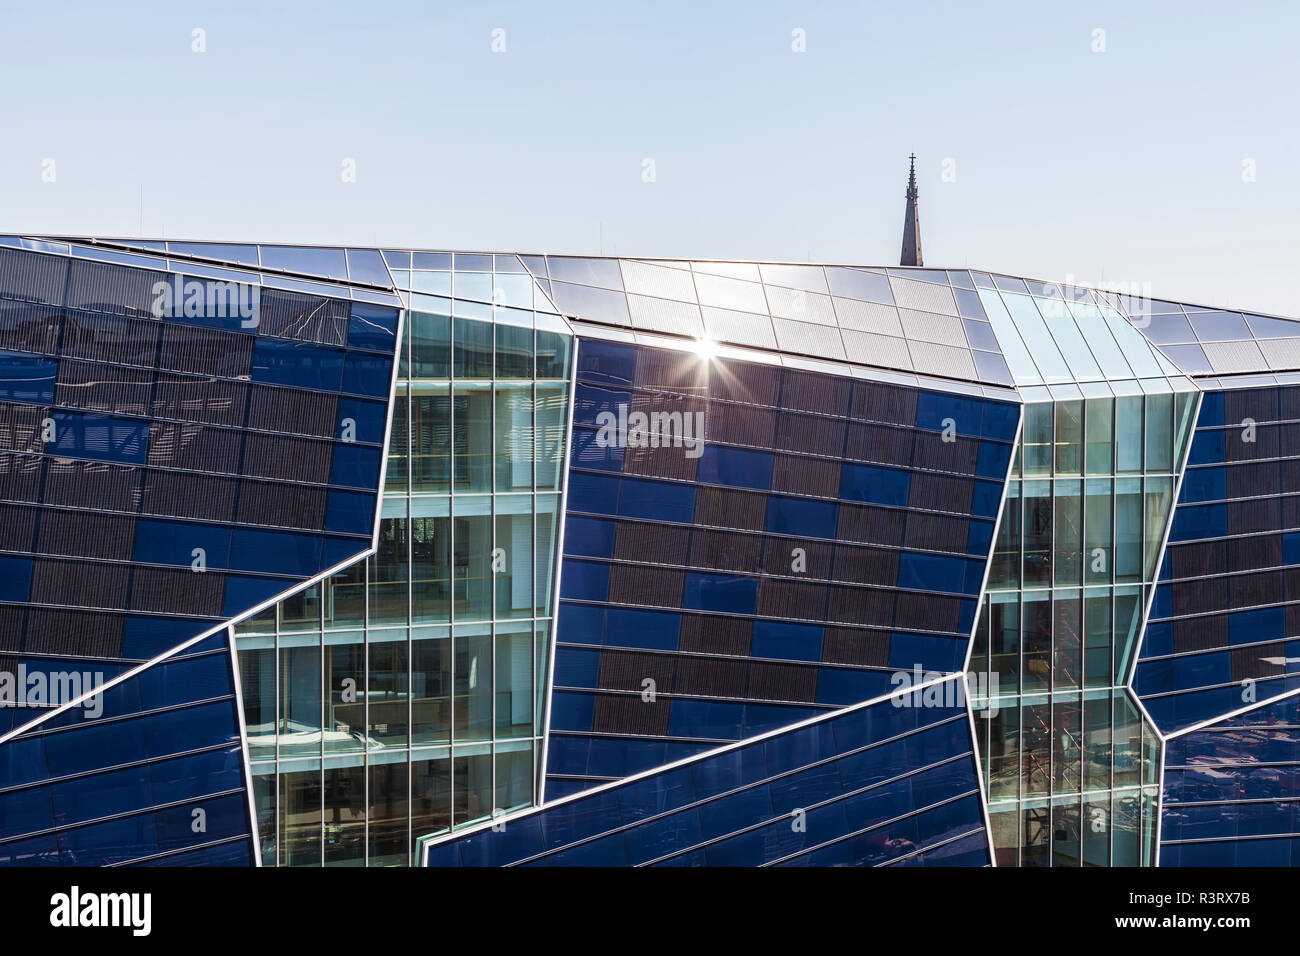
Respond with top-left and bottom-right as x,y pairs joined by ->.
3,193 -> 1300,866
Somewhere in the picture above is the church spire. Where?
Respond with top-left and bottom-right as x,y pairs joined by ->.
900,153 -> 923,267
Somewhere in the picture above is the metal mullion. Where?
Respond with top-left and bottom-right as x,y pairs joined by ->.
405,385 -> 414,864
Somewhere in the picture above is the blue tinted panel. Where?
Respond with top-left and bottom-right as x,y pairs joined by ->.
0,352 -> 56,403
698,446 -> 772,491
766,496 -> 836,538
683,573 -> 757,614
50,412 -> 148,464
251,338 -> 345,391
229,528 -> 322,576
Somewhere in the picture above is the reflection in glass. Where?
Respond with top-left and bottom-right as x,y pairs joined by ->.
453,384 -> 492,492
1051,796 -> 1081,866
1144,393 -> 1173,473
494,323 -> 533,379
1052,696 -> 1081,792
1143,477 -> 1173,580
386,384 -> 408,493
1023,480 -> 1052,588
453,501 -> 492,621
411,385 -> 451,492
324,634 -> 365,752
534,384 -> 569,491
240,646 -> 275,760
1085,398 -> 1113,476
410,312 -> 451,379
368,631 -> 409,747
279,639 -> 322,757
411,629 -> 451,745
1083,479 -> 1112,585
1023,404 -> 1053,477
495,384 -> 533,492
1114,478 -> 1143,583
323,761 -> 365,866
279,765 -> 321,866
1023,593 -> 1051,694
1083,590 -> 1111,688
1082,691 -> 1112,792
411,499 -> 451,624
454,626 -> 492,741
495,621 -> 534,738
1052,592 -> 1081,691
990,481 -> 1020,590
495,497 -> 533,619
368,757 -> 409,865
454,750 -> 493,826
453,316 -> 493,379
1054,400 -> 1082,476
1115,396 -> 1143,474
412,751 -> 452,838
496,742 -> 534,813
1053,480 -> 1081,586
369,515 -> 409,625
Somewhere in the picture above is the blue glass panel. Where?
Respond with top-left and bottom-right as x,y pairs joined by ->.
751,620 -> 822,662
1230,607 -> 1283,645
977,440 -> 1012,479
668,698 -> 745,738
342,352 -> 394,398
570,429 -> 625,472
766,496 -> 836,538
559,560 -> 610,602
133,520 -> 232,569
698,446 -> 772,490
222,575 -> 295,618
682,572 -> 757,614
566,472 -> 620,514
336,397 -> 388,445
1169,503 -> 1226,541
898,551 -> 972,594
563,516 -> 616,558
0,352 -> 56,403
331,443 -> 383,489
604,608 -> 680,650
0,556 -> 33,602
49,411 -> 148,464
1180,467 -> 1225,503
576,339 -> 637,387
618,477 -> 695,523
915,392 -> 984,436
816,667 -> 893,705
250,338 -> 345,391
325,489 -> 376,536
553,647 -> 601,688
840,463 -> 909,506
228,528 -> 322,577
557,602 -> 603,645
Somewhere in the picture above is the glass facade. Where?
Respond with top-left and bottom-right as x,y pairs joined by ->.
0,241 -> 400,867
10,232 -> 1300,868
1161,692 -> 1300,865
1137,385 -> 1300,733
967,391 -> 1196,865
551,337 -> 1018,797
238,268 -> 574,865
421,679 -> 988,867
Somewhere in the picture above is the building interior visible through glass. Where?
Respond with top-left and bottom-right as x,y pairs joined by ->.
237,308 -> 571,866
968,392 -> 1195,865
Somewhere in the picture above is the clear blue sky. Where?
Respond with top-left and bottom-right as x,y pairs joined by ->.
3,1 -> 1298,314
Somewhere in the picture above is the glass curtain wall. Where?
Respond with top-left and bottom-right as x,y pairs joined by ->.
968,390 -> 1197,866
237,259 -> 572,866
